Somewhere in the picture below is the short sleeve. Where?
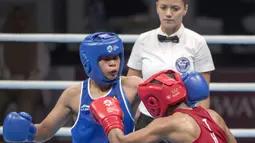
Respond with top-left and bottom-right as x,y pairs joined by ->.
127,36 -> 142,70
194,38 -> 215,72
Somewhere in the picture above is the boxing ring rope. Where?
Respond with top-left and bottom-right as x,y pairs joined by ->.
0,34 -> 255,138
1,33 -> 255,44
0,127 -> 254,138
0,80 -> 255,91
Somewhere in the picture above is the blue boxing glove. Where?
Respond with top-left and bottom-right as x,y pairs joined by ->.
181,72 -> 210,107
3,112 -> 36,142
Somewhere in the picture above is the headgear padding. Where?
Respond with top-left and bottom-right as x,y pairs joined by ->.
138,70 -> 187,118
79,32 -> 124,85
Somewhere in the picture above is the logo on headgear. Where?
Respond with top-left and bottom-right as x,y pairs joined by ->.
107,45 -> 113,53
113,45 -> 119,50
107,45 -> 120,53
175,57 -> 190,73
171,88 -> 179,96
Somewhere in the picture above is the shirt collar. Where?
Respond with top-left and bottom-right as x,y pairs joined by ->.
156,24 -> 185,38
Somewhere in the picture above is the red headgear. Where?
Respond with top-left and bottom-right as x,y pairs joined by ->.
138,70 -> 187,118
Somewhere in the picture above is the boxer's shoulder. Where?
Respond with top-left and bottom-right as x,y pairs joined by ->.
64,83 -> 82,96
59,83 -> 82,106
207,109 -> 225,130
121,76 -> 144,89
121,76 -> 143,103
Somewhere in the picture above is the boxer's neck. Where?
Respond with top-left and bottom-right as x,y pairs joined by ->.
166,102 -> 189,116
90,79 -> 112,93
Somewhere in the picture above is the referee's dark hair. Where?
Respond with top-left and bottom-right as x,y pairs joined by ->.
156,0 -> 187,6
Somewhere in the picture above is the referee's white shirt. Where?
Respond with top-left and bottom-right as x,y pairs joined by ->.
127,24 -> 215,117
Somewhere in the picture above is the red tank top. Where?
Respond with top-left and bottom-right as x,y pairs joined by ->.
174,107 -> 228,143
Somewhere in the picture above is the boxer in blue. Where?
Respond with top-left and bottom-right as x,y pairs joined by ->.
3,32 -> 143,143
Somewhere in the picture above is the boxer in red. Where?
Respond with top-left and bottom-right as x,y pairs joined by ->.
90,70 -> 237,143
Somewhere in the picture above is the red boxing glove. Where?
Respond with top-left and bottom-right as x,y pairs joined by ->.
90,97 -> 124,135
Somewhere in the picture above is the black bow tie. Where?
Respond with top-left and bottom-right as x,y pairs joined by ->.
157,35 -> 179,43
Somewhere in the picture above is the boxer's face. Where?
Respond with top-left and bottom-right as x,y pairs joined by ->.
99,55 -> 120,80
157,0 -> 187,34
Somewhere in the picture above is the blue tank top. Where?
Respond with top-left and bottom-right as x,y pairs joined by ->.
71,78 -> 135,143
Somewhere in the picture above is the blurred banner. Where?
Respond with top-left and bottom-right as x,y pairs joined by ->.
211,93 -> 255,128
211,69 -> 255,143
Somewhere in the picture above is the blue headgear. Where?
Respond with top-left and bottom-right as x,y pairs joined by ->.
79,32 -> 125,85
